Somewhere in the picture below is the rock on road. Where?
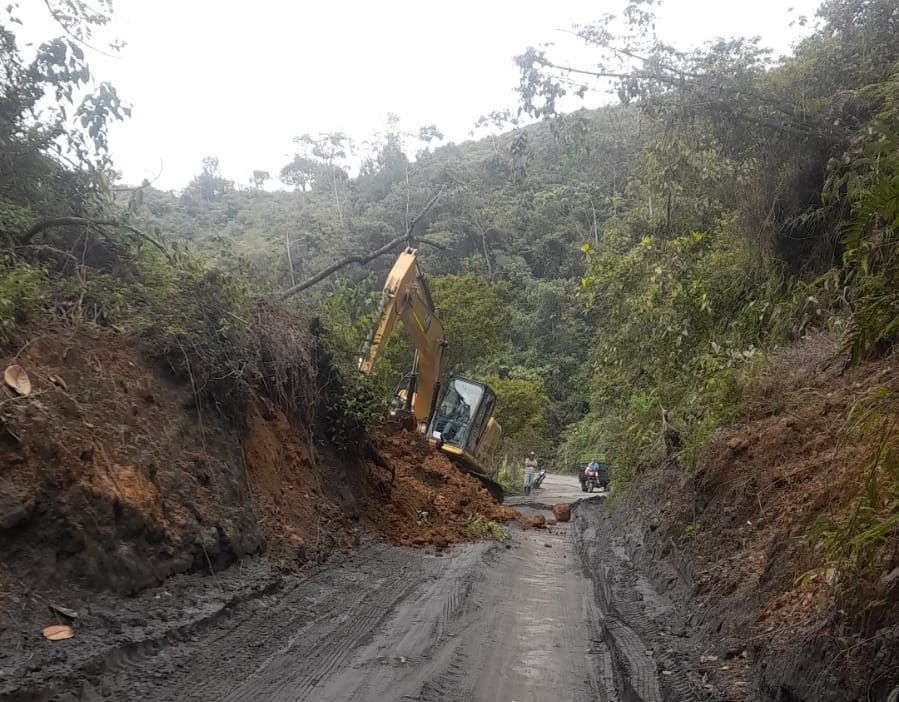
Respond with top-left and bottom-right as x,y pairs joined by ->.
62,475 -> 620,702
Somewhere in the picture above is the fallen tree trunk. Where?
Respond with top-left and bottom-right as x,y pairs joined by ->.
19,217 -> 174,264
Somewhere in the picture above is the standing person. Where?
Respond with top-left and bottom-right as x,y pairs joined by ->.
523,451 -> 538,496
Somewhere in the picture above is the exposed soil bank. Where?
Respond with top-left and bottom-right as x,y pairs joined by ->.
0,325 -> 519,698
595,336 -> 899,701
0,327 -> 263,598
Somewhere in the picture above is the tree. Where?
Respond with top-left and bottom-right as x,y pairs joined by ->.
279,155 -> 320,191
482,374 -> 551,458
250,170 -> 270,189
185,157 -> 233,202
1,1 -> 129,193
430,274 -> 512,373
295,132 -> 353,229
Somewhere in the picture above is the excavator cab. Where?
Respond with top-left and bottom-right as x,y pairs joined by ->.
428,376 -> 495,455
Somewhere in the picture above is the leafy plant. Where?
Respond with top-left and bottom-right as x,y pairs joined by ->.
0,257 -> 46,331
467,514 -> 510,542
812,390 -> 899,611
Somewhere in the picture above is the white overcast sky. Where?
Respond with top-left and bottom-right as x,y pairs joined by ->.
21,0 -> 822,189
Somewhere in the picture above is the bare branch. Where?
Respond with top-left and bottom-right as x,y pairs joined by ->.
19,216 -> 174,263
417,236 -> 449,251
281,188 -> 444,298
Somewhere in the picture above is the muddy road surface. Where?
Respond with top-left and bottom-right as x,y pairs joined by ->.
506,470 -> 600,507
7,476 -> 692,702
94,476 -> 609,702
7,476 -> 614,702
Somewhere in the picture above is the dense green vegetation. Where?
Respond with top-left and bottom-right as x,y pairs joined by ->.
119,107 -> 625,466
2,2 -> 898,692
518,0 -> 899,484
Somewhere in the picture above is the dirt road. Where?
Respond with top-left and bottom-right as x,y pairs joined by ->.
211,497 -> 609,702
506,470 -> 599,507
8,475 -> 709,702
4,475 -> 614,702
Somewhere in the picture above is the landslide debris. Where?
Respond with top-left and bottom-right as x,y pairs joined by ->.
362,421 -> 518,549
524,514 -> 547,529
552,503 -> 571,522
0,325 -> 517,599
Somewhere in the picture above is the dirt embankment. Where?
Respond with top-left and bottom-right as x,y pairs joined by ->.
0,327 -> 263,598
0,325 -> 516,599
608,335 -> 899,701
243,401 -> 517,567
0,324 -> 519,698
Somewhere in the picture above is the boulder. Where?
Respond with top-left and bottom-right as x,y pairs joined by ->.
552,503 -> 571,522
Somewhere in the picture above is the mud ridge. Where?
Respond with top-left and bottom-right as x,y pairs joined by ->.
571,498 -> 718,702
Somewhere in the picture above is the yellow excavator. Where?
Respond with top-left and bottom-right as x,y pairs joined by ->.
359,247 -> 505,502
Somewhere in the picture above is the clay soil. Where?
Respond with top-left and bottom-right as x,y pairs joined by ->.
0,326 -> 262,599
362,421 -> 518,549
242,401 -> 518,567
608,334 -> 899,701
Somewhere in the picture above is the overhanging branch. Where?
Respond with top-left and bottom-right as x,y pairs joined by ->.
281,188 -> 444,298
19,216 -> 174,263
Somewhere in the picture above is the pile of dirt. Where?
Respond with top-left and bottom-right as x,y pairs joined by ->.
0,326 -> 262,598
608,334 -> 899,701
361,421 -> 518,549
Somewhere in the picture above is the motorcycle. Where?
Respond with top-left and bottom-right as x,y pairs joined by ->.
533,468 -> 547,489
581,468 -> 599,492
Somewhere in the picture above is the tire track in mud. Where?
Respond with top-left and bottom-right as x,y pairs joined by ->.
417,645 -> 475,702
409,520 -> 605,702
22,542 -> 429,702
252,576 -> 420,701
572,498 -> 712,702
303,547 -> 490,702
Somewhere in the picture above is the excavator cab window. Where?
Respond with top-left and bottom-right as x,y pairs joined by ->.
429,377 -> 484,450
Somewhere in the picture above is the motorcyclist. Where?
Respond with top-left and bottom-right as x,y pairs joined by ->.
585,459 -> 600,480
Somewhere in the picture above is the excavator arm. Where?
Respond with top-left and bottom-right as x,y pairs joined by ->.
359,248 -> 446,425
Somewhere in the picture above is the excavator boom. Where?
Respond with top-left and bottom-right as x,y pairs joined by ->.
359,248 -> 446,425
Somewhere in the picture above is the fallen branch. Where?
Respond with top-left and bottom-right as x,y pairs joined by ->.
19,217 -> 174,264
417,236 -> 449,251
281,187 -> 443,298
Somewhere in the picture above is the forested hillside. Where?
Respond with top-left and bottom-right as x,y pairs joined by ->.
119,0 -> 899,487
122,108 -> 641,464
